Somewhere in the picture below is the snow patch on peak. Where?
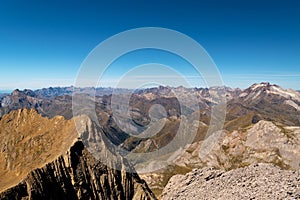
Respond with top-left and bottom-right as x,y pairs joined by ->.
268,86 -> 300,101
250,84 -> 264,90
284,100 -> 300,111
250,82 -> 270,90
239,92 -> 248,98
251,90 -> 262,100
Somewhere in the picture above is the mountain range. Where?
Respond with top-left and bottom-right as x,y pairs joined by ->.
0,82 -> 300,199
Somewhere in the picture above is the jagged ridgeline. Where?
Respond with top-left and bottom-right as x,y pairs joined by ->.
0,82 -> 300,198
0,109 -> 156,200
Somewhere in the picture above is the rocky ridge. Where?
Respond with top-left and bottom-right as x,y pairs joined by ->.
0,109 -> 156,200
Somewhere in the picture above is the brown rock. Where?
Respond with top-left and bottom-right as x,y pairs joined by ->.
0,109 -> 156,200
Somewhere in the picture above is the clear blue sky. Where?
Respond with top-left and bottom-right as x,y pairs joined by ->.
0,0 -> 299,90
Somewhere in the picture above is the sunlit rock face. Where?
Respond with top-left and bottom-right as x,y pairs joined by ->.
0,109 -> 156,200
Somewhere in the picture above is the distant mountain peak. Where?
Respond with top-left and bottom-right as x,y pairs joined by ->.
238,82 -> 300,106
11,88 -> 35,97
12,89 -> 21,95
249,82 -> 274,90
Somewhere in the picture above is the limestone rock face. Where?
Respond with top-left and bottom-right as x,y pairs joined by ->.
0,109 -> 156,200
161,163 -> 300,200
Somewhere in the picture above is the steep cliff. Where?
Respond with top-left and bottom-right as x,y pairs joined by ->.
0,109 -> 156,200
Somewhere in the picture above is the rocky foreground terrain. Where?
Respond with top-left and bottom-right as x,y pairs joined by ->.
161,163 -> 300,200
140,119 -> 300,197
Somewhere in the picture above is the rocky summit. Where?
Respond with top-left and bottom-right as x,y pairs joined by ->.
161,163 -> 300,200
0,109 -> 156,200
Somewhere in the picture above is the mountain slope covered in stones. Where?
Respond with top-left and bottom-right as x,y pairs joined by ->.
161,163 -> 300,200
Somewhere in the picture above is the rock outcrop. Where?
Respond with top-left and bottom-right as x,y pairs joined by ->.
0,109 -> 156,200
0,141 -> 155,200
139,120 -> 300,197
161,163 -> 300,200
174,120 -> 300,170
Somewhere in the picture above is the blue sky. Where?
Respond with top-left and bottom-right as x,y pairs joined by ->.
0,0 -> 299,90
